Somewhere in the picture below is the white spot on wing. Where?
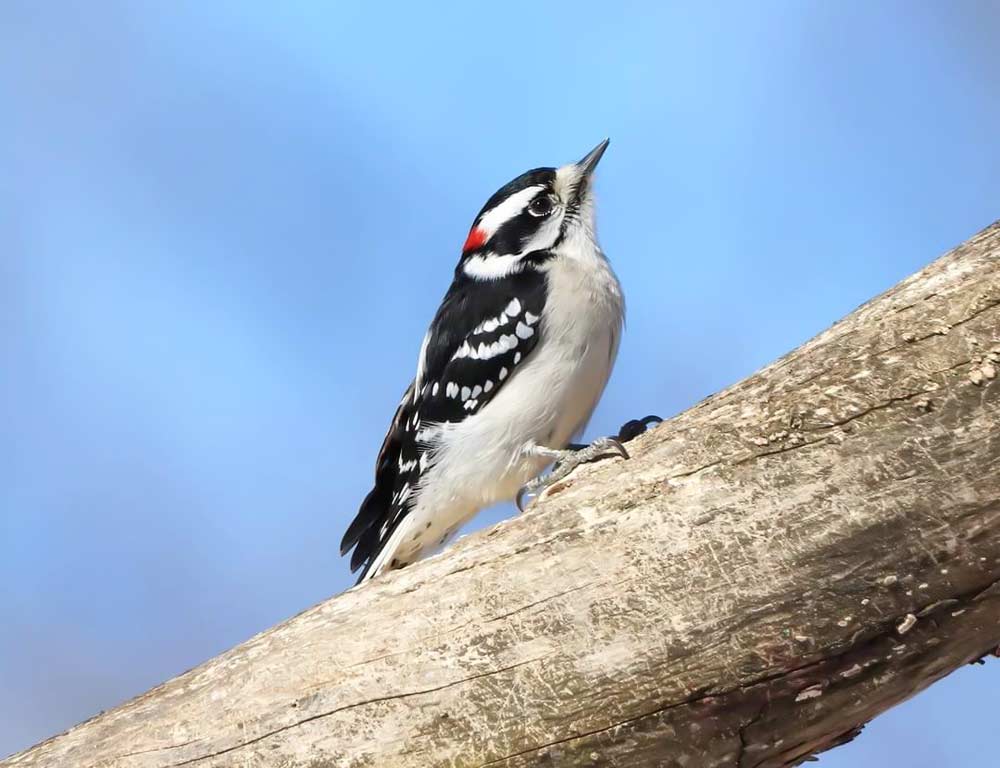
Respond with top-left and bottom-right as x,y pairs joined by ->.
525,311 -> 540,325
461,386 -> 471,401
515,321 -> 534,339
506,298 -> 522,317
484,379 -> 493,392
499,367 -> 508,380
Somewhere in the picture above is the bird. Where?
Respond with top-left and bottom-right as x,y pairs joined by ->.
340,139 -> 656,584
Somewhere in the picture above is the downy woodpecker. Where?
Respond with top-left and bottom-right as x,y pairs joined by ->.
341,140 -> 654,583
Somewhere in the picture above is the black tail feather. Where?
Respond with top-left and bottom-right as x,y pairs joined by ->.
341,485 -> 389,559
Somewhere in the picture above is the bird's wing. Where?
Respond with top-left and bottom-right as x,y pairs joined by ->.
340,270 -> 547,578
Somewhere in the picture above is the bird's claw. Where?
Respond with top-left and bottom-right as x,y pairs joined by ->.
515,485 -> 531,513
516,436 -> 632,512
515,415 -> 661,512
567,435 -> 630,464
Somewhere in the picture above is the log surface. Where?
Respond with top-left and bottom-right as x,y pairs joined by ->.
5,222 -> 1000,768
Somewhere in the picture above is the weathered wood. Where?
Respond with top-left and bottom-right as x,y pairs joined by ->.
5,222 -> 1000,768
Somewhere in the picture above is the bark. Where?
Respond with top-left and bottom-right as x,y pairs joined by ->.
5,222 -> 1000,768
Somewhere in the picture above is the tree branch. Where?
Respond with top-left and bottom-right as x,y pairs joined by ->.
5,221 -> 999,768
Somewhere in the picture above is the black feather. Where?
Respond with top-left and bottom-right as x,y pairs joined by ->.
341,266 -> 548,580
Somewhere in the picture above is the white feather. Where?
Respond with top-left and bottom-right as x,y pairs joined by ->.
476,185 -> 544,237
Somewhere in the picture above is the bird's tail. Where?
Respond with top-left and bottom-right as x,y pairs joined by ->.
353,515 -> 413,585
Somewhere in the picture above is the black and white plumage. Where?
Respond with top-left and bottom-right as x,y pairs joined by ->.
341,140 -> 624,582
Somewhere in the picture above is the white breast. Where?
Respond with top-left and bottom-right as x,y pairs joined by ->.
531,246 -> 624,445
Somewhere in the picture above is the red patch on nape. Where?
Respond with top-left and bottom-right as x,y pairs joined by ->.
462,227 -> 487,253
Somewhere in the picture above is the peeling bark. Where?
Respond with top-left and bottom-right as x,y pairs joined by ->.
4,221 -> 999,768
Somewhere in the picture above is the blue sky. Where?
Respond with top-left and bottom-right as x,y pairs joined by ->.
2,1 -> 998,763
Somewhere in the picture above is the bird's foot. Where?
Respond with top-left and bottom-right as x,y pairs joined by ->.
514,437 -> 629,513
515,415 -> 663,511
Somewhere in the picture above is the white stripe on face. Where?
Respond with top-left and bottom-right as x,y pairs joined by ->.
476,185 -> 545,238
462,201 -> 565,279
522,214 -> 562,254
462,252 -> 523,280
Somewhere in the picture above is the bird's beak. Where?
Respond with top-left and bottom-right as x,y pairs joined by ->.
576,138 -> 610,177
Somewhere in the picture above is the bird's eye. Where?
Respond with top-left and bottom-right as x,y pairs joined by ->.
528,196 -> 554,217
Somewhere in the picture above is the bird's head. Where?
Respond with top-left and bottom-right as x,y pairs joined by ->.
458,139 -> 609,279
